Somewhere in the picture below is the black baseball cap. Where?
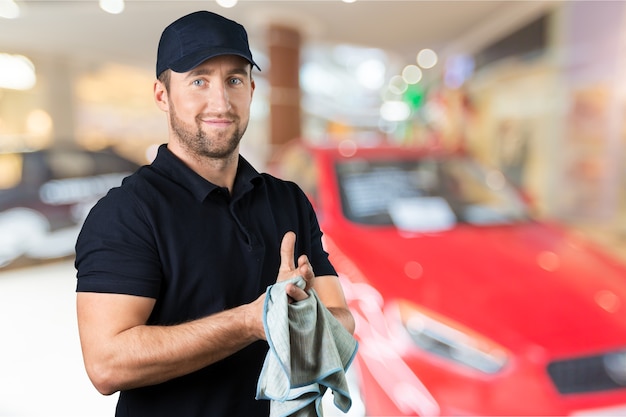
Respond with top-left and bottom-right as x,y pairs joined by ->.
156,10 -> 260,78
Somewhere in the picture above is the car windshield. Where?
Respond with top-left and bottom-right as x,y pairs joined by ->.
336,156 -> 529,230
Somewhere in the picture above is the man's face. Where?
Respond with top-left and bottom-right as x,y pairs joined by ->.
163,55 -> 255,159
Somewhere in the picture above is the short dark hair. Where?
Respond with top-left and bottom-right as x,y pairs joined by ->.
158,69 -> 171,91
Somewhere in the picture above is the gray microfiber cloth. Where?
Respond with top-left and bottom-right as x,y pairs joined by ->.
256,276 -> 358,417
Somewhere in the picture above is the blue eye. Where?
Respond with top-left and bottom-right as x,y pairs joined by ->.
192,79 -> 204,86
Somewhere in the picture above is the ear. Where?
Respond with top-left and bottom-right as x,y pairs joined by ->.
154,80 -> 169,112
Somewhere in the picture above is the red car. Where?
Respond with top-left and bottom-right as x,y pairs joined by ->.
274,140 -> 626,416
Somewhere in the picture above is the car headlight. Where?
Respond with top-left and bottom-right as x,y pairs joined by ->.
395,300 -> 508,374
603,350 -> 626,385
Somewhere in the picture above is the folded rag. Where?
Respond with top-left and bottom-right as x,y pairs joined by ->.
256,276 -> 358,417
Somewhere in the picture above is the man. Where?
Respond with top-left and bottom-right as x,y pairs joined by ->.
75,10 -> 355,417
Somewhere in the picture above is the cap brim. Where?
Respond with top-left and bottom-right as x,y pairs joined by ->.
168,48 -> 261,73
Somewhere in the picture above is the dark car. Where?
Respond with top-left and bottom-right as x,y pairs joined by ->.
0,146 -> 139,270
274,139 -> 626,416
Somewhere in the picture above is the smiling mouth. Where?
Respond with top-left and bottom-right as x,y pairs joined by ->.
200,114 -> 236,125
197,118 -> 231,131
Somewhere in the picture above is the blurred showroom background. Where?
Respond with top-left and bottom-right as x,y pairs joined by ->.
2,0 -> 626,248
2,0 -> 626,416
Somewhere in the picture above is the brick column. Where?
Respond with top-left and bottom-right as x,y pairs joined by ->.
267,24 -> 301,157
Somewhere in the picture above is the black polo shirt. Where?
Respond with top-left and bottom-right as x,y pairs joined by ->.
75,144 -> 336,417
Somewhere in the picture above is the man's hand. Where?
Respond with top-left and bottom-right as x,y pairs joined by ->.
277,231 -> 314,302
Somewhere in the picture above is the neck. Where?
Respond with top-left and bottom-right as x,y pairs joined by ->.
167,142 -> 239,192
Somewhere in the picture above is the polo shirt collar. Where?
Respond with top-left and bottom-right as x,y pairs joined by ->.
151,144 -> 263,202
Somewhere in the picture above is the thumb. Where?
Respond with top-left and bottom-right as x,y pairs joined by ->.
279,231 -> 296,273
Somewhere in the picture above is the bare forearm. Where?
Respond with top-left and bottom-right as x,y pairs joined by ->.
328,306 -> 356,335
85,303 -> 263,395
310,275 -> 355,335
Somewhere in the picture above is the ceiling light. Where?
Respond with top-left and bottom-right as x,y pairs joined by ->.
216,0 -> 238,7
387,75 -> 407,95
402,65 -> 422,84
0,0 -> 19,19
99,0 -> 124,14
417,48 -> 438,69
0,53 -> 36,90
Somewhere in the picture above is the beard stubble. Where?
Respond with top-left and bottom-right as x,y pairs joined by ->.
169,103 -> 247,160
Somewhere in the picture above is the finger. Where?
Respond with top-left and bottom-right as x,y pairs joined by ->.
285,283 -> 309,303
297,255 -> 314,280
279,231 -> 296,272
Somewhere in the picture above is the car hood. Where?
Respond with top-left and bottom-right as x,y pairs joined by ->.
326,220 -> 626,357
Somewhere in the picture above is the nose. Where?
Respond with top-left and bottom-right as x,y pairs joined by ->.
206,83 -> 231,113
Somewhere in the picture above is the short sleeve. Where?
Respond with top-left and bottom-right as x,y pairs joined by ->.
75,186 -> 162,298
289,182 -> 337,279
